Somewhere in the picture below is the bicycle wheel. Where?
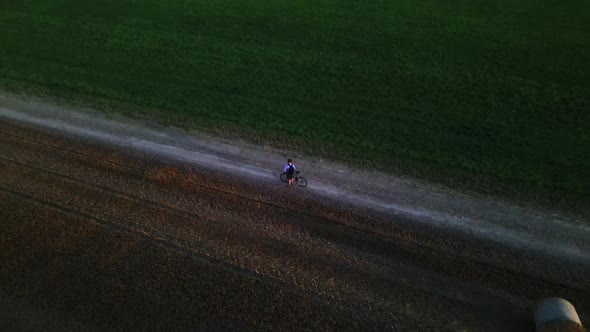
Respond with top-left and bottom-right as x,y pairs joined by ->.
297,177 -> 307,187
280,172 -> 288,183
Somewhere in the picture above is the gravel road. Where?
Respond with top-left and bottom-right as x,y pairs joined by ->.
1,97 -> 588,331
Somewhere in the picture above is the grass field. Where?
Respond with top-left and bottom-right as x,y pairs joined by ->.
1,0 -> 589,198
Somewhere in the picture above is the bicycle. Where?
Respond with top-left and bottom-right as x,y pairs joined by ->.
280,170 -> 307,187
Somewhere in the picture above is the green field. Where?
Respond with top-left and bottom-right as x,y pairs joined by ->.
1,0 -> 589,199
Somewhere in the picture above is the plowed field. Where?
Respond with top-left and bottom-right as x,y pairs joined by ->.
1,119 -> 588,331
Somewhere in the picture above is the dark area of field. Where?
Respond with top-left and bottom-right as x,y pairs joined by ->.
1,0 -> 589,198
1,119 -> 589,330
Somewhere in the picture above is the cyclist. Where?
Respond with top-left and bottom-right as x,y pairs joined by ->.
284,158 -> 296,186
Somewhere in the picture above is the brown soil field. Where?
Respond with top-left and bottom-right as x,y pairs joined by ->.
1,117 -> 588,331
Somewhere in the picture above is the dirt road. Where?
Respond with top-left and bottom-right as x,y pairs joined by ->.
1,98 -> 589,330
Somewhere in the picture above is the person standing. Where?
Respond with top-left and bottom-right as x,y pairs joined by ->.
284,158 -> 296,186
